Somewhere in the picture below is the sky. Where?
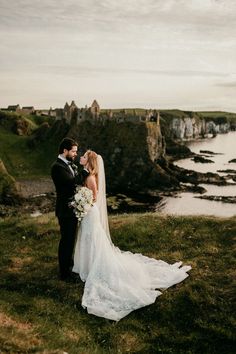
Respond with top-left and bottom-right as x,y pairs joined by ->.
1,0 -> 236,111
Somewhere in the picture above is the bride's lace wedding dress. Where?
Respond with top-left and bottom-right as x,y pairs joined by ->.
73,156 -> 191,321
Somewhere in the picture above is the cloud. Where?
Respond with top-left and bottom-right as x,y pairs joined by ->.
216,81 -> 236,88
44,65 -> 228,78
1,0 -> 236,36
0,0 -> 236,110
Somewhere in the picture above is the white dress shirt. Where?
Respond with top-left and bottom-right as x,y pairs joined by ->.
58,154 -> 75,176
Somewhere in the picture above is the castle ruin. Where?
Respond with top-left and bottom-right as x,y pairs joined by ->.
55,100 -> 160,126
2,100 -> 160,126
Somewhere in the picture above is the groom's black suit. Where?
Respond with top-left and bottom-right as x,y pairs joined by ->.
51,157 -> 87,280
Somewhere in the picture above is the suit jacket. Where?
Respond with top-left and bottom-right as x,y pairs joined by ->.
51,158 -> 81,218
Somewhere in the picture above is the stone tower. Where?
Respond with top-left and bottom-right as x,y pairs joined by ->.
90,100 -> 100,118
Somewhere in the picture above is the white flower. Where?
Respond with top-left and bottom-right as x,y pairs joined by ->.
84,203 -> 91,212
74,194 -> 81,202
69,186 -> 93,221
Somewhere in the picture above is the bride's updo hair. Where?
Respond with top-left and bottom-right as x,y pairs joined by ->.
85,150 -> 98,183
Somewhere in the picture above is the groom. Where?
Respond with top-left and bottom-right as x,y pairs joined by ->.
51,137 -> 87,281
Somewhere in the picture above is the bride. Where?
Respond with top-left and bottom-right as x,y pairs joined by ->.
72,150 -> 191,321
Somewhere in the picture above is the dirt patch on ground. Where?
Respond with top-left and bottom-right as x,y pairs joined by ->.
17,178 -> 55,198
8,256 -> 33,273
0,312 -> 42,351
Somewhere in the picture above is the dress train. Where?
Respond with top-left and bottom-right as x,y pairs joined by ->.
73,204 -> 191,321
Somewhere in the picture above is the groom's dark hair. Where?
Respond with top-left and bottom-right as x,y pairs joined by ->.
59,137 -> 78,153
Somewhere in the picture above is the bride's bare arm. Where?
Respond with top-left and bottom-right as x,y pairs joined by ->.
86,175 -> 98,201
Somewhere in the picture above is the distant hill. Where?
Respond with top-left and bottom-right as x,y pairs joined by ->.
198,110 -> 236,124
102,108 -> 236,122
159,109 -> 236,123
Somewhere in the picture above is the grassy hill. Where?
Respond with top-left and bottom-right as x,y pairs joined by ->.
198,111 -> 236,124
0,111 -> 61,178
0,212 -> 235,353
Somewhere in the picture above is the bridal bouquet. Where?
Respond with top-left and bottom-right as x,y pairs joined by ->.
69,186 -> 94,221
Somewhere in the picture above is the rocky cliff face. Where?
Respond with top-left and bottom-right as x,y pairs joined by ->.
160,110 -> 232,141
66,120 -> 178,192
169,116 -> 230,140
145,121 -> 164,162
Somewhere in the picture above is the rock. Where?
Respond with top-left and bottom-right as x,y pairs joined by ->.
200,150 -> 223,155
229,159 -> 236,163
24,192 -> 55,214
180,183 -> 207,194
217,169 -> 236,174
171,165 -> 227,185
15,118 -> 30,135
195,195 -> 236,204
192,156 -> 214,163
165,139 -> 194,159
107,192 -> 161,213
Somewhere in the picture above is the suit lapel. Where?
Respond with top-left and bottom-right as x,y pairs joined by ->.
56,158 -> 73,175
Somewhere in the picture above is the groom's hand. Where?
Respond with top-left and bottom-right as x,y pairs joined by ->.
81,169 -> 90,178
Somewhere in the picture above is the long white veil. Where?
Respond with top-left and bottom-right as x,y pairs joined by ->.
96,155 -> 112,243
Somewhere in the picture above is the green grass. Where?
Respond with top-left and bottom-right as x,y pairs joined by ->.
101,108 -> 147,116
0,212 -> 235,353
0,126 -> 58,178
0,110 -> 38,132
199,111 -> 236,123
26,114 -> 55,126
0,110 -> 59,179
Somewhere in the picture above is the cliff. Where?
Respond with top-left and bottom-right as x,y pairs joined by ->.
66,119 -> 179,192
160,110 -> 236,141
